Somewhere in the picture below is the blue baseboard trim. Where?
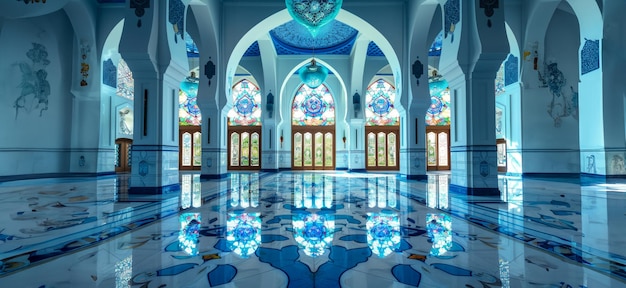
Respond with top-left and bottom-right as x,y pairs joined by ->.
261,169 -> 280,173
406,174 -> 428,181
580,173 -> 626,179
522,173 -> 579,178
200,173 -> 228,180
0,172 -> 116,183
449,184 -> 500,196
279,168 -> 292,172
128,183 -> 181,195
349,169 -> 367,173
335,168 -> 349,171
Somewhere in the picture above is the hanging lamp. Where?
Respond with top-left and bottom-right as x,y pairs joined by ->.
180,71 -> 199,98
298,59 -> 328,89
285,0 -> 343,37
286,0 -> 340,89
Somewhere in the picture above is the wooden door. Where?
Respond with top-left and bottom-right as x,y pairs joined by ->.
228,126 -> 262,170
365,126 -> 400,171
180,126 -> 202,170
292,126 -> 335,170
426,126 -> 450,171
115,138 -> 132,173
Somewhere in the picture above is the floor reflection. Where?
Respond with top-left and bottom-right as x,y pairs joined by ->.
1,172 -> 625,287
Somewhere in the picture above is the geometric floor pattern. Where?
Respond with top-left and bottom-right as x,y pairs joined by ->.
1,171 -> 625,287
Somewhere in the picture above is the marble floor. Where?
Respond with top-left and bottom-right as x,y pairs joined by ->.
1,171 -> 625,287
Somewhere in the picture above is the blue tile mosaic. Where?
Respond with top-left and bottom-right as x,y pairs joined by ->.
581,38 -> 600,75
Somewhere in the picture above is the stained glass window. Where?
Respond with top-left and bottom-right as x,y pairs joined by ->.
116,59 -> 134,100
292,84 -> 335,126
365,79 -> 399,126
426,76 -> 451,126
228,79 -> 262,126
179,81 -> 202,126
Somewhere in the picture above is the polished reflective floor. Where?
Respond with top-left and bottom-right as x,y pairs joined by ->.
1,172 -> 625,287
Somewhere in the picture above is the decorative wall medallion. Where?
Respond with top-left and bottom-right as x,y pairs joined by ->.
479,160 -> 489,177
138,160 -> 149,176
130,0 -> 150,27
581,39 -> 599,75
444,0 -> 460,42
79,41 -> 91,86
14,42 -> 51,118
102,59 -> 117,88
169,0 -> 185,43
480,0 -> 499,27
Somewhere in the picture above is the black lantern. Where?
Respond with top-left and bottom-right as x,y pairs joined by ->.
352,91 -> 361,118
266,91 -> 274,118
204,57 -> 215,87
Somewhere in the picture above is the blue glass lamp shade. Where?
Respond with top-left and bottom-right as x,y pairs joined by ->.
180,76 -> 199,98
299,59 -> 328,89
285,0 -> 343,37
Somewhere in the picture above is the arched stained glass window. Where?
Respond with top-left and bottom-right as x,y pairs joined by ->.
292,84 -> 335,126
365,79 -> 399,126
116,59 -> 134,100
228,79 -> 262,126
426,75 -> 451,126
179,85 -> 201,126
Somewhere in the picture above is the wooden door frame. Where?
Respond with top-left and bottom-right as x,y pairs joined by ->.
365,126 -> 400,171
496,138 -> 507,172
426,125 -> 451,171
115,138 -> 132,173
179,126 -> 201,171
291,126 -> 336,170
227,125 -> 262,171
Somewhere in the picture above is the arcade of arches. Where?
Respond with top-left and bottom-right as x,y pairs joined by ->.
0,0 -> 624,194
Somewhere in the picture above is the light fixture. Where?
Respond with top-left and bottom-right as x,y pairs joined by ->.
285,0 -> 343,37
412,57 -> 424,86
352,91 -> 361,117
299,59 -> 328,89
266,91 -> 274,118
204,57 -> 215,86
180,72 -> 199,98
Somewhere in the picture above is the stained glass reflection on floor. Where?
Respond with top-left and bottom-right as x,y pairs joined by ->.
1,172 -> 625,287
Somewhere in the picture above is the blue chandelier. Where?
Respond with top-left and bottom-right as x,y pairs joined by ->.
180,72 -> 199,98
299,59 -> 328,89
285,0 -> 343,37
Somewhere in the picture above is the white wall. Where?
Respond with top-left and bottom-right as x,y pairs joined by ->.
521,9 -> 580,174
0,10 -> 75,177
